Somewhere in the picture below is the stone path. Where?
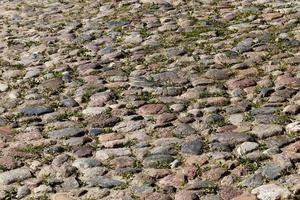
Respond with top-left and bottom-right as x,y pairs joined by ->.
0,0 -> 299,199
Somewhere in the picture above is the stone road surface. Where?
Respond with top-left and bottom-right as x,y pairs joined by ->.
0,0 -> 299,199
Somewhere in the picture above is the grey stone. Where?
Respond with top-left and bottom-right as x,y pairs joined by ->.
205,69 -> 230,80
82,176 -> 125,188
251,124 -> 283,139
143,154 -> 174,168
174,124 -> 196,136
240,173 -> 264,188
48,128 -> 84,139
72,158 -> 101,169
61,177 -> 79,189
181,139 -> 203,155
0,168 -> 32,185
210,132 -> 252,145
260,164 -> 283,180
61,98 -> 79,107
16,185 -> 30,199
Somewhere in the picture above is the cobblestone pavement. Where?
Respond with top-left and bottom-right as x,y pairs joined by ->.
0,0 -> 299,199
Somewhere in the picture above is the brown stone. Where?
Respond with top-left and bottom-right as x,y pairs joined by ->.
39,77 -> 64,92
232,192 -> 257,200
220,186 -> 243,200
51,193 -> 76,200
263,13 -> 283,21
206,97 -> 229,106
140,192 -> 172,200
111,156 -> 135,168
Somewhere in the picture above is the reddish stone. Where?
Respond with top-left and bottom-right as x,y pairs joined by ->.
144,168 -> 172,179
206,97 -> 229,106
175,190 -> 199,200
275,74 -> 300,88
185,155 -> 209,167
0,156 -> 17,170
181,166 -> 198,179
158,174 -> 186,187
226,78 -> 256,90
138,104 -> 166,115
202,167 -> 227,181
74,146 -> 93,157
156,113 -> 176,124
0,126 -> 14,141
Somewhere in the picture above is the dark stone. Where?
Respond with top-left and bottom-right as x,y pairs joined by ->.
89,128 -> 102,136
181,139 -> 203,155
61,98 -> 79,107
259,88 -> 274,97
44,146 -> 65,155
174,124 -> 196,137
209,143 -> 231,152
21,106 -> 54,116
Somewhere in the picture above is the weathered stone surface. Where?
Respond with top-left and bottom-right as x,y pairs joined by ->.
260,164 -> 283,180
82,176 -> 125,188
72,158 -> 101,169
251,124 -> 283,139
82,107 -> 110,116
251,184 -> 291,200
0,0 -> 298,198
236,142 -> 259,156
226,78 -> 256,90
210,132 -> 252,145
21,106 -> 54,116
96,148 -> 131,161
48,128 -> 84,139
138,104 -> 166,115
0,168 -> 32,184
